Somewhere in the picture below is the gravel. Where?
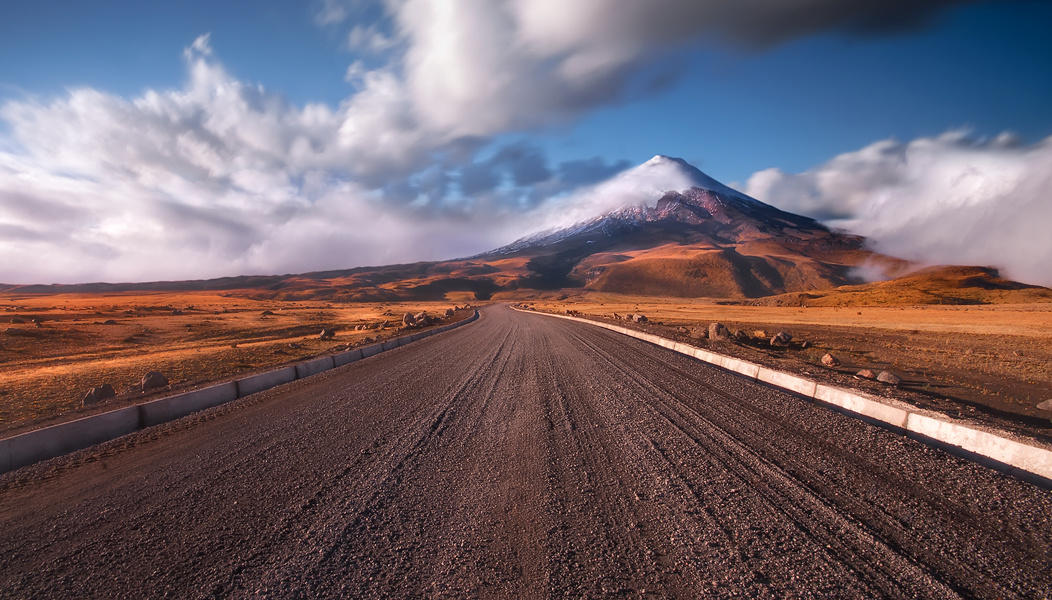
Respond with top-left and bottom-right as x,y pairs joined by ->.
0,305 -> 1049,598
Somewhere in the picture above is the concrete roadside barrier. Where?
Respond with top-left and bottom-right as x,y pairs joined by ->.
0,309 -> 480,475
513,306 -> 1052,483
905,412 -> 1052,479
334,348 -> 363,367
295,356 -> 335,379
140,382 -> 238,427
5,406 -> 141,473
236,366 -> 297,398
722,357 -> 762,380
756,367 -> 816,397
813,384 -> 910,429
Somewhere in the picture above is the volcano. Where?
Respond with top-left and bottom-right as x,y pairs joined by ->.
473,155 -> 903,297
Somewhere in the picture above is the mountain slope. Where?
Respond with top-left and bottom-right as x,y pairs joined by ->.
478,155 -> 904,297
746,265 -> 1052,306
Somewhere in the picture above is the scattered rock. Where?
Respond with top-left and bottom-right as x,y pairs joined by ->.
855,369 -> 876,380
690,326 -> 708,339
751,330 -> 768,339
445,308 -> 455,317
319,328 -> 336,340
632,314 -> 648,323
611,313 -> 622,320
171,309 -> 184,315
876,370 -> 901,386
708,322 -> 730,340
770,331 -> 792,347
261,310 -> 275,316
82,384 -> 116,406
1035,399 -> 1052,413
414,311 -> 433,326
402,312 -> 417,327
102,319 -> 118,325
140,371 -> 169,392
800,341 -> 810,349
9,316 -> 26,324
821,353 -> 840,367
288,342 -> 302,349
733,329 -> 748,341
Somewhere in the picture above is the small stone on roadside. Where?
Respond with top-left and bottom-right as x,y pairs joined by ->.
876,370 -> 901,385
708,322 -> 730,340
855,369 -> 876,380
140,371 -> 168,392
821,353 -> 840,367
82,384 -> 116,407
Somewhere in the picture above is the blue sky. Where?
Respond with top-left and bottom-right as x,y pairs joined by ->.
1,0 -> 1050,284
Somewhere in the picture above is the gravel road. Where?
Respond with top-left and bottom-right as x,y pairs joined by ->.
1,305 -> 1049,599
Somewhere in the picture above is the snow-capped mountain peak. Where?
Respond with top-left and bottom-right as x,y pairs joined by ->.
640,154 -> 757,203
483,155 -> 792,255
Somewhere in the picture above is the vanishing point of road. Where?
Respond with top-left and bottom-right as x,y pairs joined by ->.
1,305 -> 1049,598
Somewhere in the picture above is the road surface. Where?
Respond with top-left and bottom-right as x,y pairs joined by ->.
1,305 -> 1049,598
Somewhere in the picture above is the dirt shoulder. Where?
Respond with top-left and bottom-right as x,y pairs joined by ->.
518,296 -> 1052,443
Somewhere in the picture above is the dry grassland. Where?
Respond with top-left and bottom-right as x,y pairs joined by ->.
518,292 -> 1052,438
0,291 -> 475,435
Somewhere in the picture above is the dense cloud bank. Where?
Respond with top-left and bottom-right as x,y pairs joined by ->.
746,131 -> 1052,286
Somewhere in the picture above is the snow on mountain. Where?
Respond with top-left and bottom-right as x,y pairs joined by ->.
487,155 -> 797,255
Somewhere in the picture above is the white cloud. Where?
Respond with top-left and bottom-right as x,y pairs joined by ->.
745,131 -> 1052,287
0,0 -> 981,283
0,45 -> 513,283
344,60 -> 367,83
187,32 -> 212,57
314,0 -> 351,25
389,0 -> 969,138
528,155 -> 700,231
346,24 -> 396,53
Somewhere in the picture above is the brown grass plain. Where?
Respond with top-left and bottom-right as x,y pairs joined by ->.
0,291 -> 476,435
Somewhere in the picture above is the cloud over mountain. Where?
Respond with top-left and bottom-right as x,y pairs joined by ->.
745,131 -> 1052,286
